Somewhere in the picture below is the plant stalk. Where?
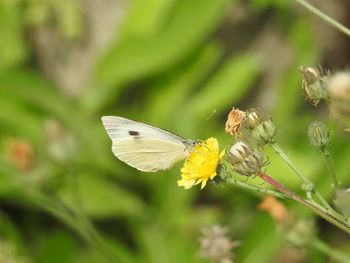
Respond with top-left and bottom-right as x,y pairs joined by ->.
293,0 -> 350,38
226,177 -> 291,200
310,238 -> 350,263
258,172 -> 350,235
271,143 -> 331,209
321,148 -> 341,191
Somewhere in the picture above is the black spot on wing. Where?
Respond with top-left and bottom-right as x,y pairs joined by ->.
129,131 -> 139,136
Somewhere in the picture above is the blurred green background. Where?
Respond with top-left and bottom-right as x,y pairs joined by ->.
1,0 -> 350,262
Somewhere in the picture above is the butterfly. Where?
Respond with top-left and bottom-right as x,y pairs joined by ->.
101,116 -> 197,172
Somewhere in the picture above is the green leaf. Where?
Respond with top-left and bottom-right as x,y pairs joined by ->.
36,231 -> 76,263
83,0 -> 233,112
59,173 -> 144,218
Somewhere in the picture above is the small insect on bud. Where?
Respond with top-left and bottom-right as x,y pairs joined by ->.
226,141 -> 266,176
308,121 -> 329,149
328,71 -> 350,119
225,107 -> 247,136
333,188 -> 350,217
300,66 -> 329,105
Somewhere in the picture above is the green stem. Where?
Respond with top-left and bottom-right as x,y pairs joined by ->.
258,172 -> 350,235
271,143 -> 331,209
293,0 -> 350,38
321,148 -> 341,191
311,238 -> 350,263
226,177 -> 292,200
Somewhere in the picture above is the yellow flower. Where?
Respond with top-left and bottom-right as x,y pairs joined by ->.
178,138 -> 225,189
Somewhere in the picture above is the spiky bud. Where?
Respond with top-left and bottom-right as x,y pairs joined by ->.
226,141 -> 266,176
245,109 -> 276,145
308,121 -> 329,149
300,66 -> 329,105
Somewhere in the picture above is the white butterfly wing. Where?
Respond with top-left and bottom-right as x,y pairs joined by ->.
102,116 -> 193,172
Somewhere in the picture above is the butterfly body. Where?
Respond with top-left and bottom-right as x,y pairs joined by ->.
102,116 -> 196,172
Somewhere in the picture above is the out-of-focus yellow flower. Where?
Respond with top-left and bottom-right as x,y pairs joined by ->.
178,138 -> 224,189
225,107 -> 246,136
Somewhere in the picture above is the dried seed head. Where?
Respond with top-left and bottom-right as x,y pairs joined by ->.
226,141 -> 266,176
300,66 -> 329,105
333,188 -> 350,217
307,121 -> 329,149
225,107 -> 247,136
199,225 -> 240,263
328,71 -> 350,119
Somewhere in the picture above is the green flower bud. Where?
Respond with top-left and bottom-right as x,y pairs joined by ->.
301,182 -> 314,193
300,66 -> 329,105
246,109 -> 262,128
308,121 -> 329,149
250,119 -> 276,145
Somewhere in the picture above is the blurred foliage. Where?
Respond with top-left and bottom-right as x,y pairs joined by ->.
1,0 -> 350,262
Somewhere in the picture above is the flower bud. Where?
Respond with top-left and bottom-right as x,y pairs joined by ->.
250,118 -> 276,145
328,71 -> 350,119
226,141 -> 265,176
301,182 -> 314,193
246,109 -> 263,128
307,121 -> 329,149
333,188 -> 350,217
300,66 -> 329,105
225,107 -> 246,136
244,109 -> 276,145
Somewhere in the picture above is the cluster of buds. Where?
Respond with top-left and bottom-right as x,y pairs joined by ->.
225,108 -> 276,146
226,141 -> 266,176
245,109 -> 276,145
300,66 -> 350,121
300,66 -> 329,105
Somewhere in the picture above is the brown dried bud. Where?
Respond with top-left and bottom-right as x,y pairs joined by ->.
225,108 -> 246,136
257,195 -> 289,223
5,139 -> 35,171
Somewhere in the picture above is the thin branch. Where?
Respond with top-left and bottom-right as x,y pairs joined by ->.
294,0 -> 350,38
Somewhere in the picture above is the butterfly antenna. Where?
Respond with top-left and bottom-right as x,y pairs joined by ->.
200,109 -> 216,129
